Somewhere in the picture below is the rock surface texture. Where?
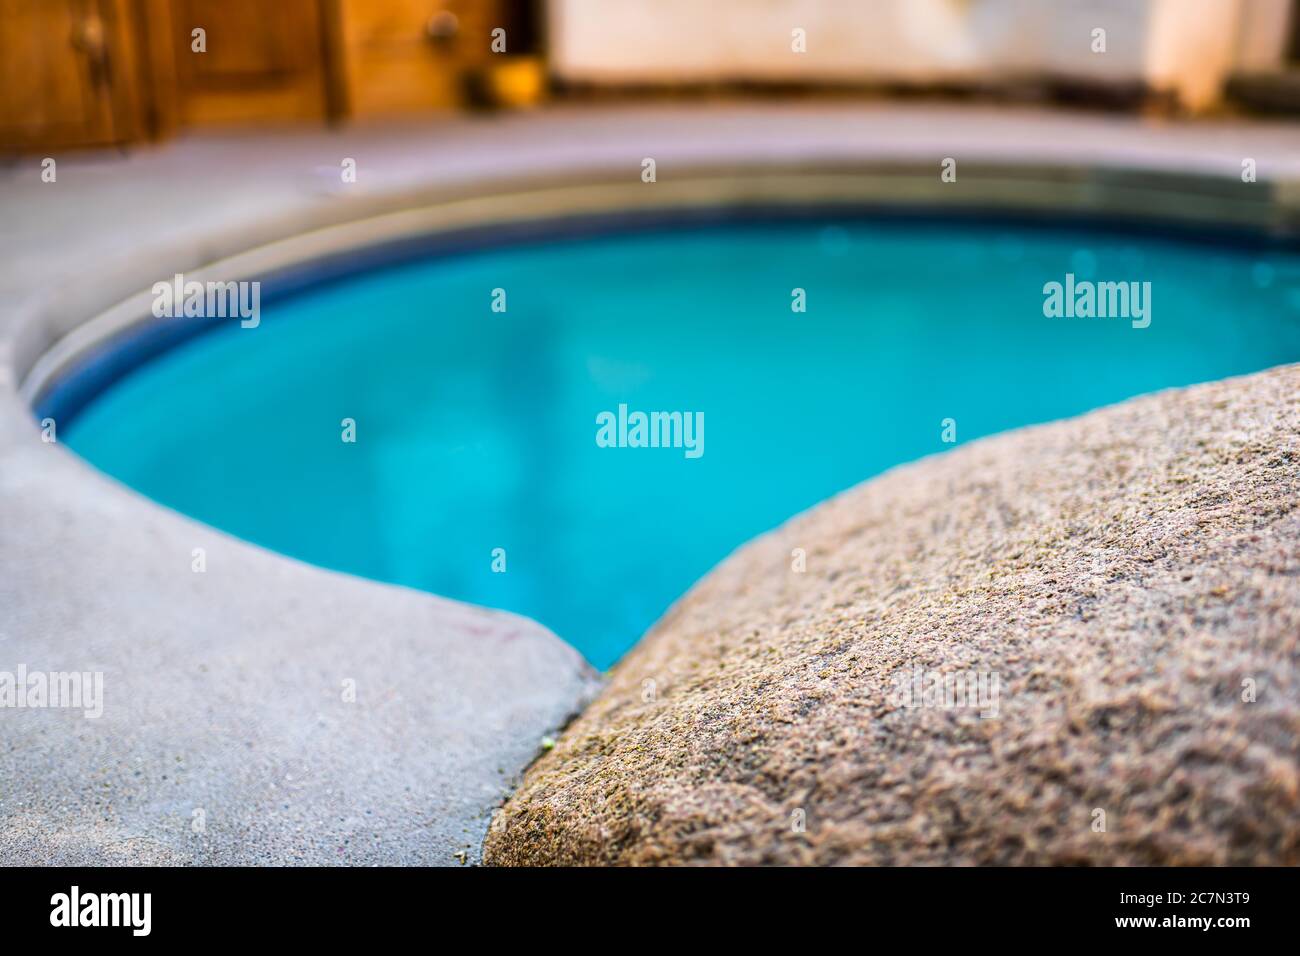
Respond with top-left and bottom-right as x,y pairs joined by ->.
486,366 -> 1300,866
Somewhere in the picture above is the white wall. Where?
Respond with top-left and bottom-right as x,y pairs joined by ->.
1232,0 -> 1293,70
1146,0 -> 1244,109
548,0 -> 1291,109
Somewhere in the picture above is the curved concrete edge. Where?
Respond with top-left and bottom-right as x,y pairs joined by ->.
9,105 -> 1300,400
0,394 -> 602,864
484,364 -> 1300,866
13,161 -> 1300,403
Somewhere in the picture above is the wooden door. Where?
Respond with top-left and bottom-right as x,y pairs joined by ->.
0,0 -> 146,151
171,0 -> 331,125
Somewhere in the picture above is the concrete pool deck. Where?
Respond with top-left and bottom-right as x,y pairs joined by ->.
2,104 -> 1300,865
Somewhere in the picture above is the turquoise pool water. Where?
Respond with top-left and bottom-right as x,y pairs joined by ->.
61,218 -> 1300,667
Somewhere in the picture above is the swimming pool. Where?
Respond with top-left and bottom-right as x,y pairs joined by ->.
54,217 -> 1300,667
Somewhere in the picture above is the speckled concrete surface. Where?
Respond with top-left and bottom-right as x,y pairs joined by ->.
7,105 -> 1300,364
0,398 -> 601,864
485,365 -> 1300,866
0,395 -> 601,864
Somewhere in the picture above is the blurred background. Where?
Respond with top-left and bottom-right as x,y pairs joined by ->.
1,0 -> 1297,153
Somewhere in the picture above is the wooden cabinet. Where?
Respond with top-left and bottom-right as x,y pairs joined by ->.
171,0 -> 332,126
0,0 -> 149,150
338,0 -> 462,115
337,0 -> 541,116
0,0 -> 536,152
